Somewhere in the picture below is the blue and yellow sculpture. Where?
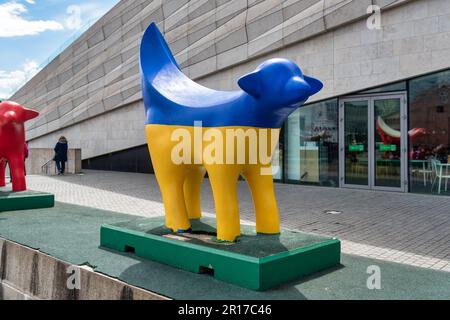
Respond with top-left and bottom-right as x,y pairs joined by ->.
141,23 -> 323,242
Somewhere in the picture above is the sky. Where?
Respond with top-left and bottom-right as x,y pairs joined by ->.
0,0 -> 119,99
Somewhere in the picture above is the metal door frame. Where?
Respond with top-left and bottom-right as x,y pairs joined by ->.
339,92 -> 408,192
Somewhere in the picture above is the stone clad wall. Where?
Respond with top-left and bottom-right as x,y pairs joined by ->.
198,0 -> 450,99
11,0 -> 450,161
25,100 -> 146,160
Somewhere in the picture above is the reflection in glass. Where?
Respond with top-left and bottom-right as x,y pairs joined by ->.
344,101 -> 368,186
409,70 -> 450,195
374,99 -> 402,188
358,81 -> 406,94
273,128 -> 284,181
286,99 -> 339,187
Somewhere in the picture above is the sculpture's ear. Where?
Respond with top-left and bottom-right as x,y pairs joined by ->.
23,108 -> 39,121
238,70 -> 262,98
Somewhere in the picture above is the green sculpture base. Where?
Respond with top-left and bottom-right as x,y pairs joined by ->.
0,188 -> 55,212
100,217 -> 341,291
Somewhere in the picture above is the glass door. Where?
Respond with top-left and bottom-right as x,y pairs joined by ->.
373,97 -> 404,189
342,100 -> 369,187
340,94 -> 407,191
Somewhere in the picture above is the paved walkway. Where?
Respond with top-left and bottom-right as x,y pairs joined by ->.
24,170 -> 450,272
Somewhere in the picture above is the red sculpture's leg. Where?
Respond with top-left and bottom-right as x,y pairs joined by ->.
0,160 -> 6,187
9,154 -> 26,192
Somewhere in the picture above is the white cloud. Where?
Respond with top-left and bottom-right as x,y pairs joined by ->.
0,60 -> 40,99
64,2 -> 113,31
0,2 -> 63,37
65,5 -> 82,30
24,0 -> 35,4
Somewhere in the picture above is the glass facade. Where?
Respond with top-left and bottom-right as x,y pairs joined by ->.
285,99 -> 339,187
273,127 -> 284,181
358,81 -> 406,94
409,70 -> 450,195
280,68 -> 450,196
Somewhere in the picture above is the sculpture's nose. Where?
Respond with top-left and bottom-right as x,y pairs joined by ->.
303,75 -> 323,96
23,108 -> 39,121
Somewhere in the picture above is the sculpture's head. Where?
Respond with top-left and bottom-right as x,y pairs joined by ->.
0,101 -> 39,126
238,58 -> 323,111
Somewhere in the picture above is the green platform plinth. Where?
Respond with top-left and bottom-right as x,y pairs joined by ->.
0,188 -> 55,212
100,217 -> 341,291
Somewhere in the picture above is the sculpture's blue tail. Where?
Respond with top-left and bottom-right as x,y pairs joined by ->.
140,23 -> 180,82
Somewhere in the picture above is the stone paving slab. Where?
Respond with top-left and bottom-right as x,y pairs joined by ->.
22,170 -> 450,272
0,202 -> 449,300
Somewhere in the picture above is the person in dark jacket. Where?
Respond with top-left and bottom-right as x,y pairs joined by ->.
54,136 -> 68,175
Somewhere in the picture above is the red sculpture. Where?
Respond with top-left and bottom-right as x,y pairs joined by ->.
0,101 -> 39,191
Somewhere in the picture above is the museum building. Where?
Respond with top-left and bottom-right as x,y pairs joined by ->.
10,0 -> 450,196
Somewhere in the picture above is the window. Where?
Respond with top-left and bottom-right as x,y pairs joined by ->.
285,99 -> 339,187
409,70 -> 450,195
358,81 -> 406,94
272,127 -> 284,181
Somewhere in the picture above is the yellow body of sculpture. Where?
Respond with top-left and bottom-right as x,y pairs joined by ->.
146,124 -> 281,242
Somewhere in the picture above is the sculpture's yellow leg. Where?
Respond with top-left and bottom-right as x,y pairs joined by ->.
243,165 -> 280,235
146,125 -> 191,232
156,166 -> 191,232
184,167 -> 206,220
206,164 -> 242,242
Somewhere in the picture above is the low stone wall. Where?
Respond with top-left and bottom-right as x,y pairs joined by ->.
0,238 -> 168,300
25,148 -> 82,175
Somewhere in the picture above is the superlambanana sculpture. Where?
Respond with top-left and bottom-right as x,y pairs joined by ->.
0,101 -> 39,191
140,23 -> 323,242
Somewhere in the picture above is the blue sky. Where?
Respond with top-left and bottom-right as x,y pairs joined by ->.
0,0 -> 119,98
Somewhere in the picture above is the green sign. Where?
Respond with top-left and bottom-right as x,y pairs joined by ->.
379,144 -> 397,152
349,144 -> 364,152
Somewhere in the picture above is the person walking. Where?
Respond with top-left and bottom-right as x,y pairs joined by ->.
54,136 -> 68,175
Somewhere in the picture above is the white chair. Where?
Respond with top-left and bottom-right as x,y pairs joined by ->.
418,160 -> 433,186
431,159 -> 450,194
